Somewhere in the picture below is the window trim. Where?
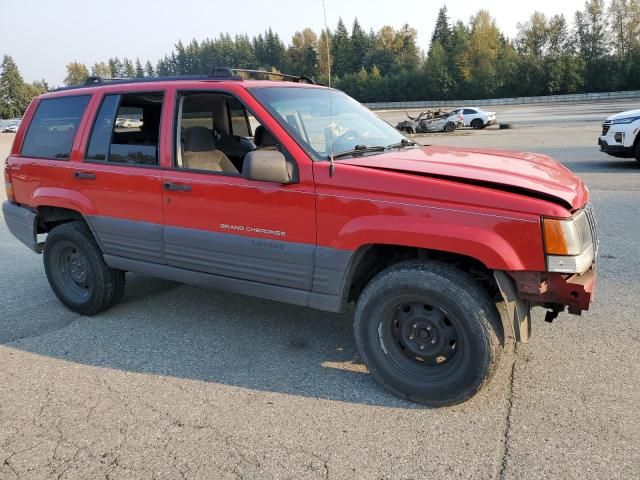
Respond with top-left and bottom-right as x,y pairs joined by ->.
20,94 -> 92,161
172,89 -> 295,178
83,90 -> 165,169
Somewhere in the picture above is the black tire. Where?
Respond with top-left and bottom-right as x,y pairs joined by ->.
635,139 -> 640,163
471,119 -> 484,130
354,261 -> 503,406
444,122 -> 455,133
43,221 -> 125,315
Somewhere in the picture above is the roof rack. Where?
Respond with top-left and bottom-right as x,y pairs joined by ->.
54,67 -> 315,91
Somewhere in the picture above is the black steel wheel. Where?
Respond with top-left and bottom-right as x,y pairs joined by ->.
354,261 -> 503,406
44,221 -> 125,315
49,240 -> 94,302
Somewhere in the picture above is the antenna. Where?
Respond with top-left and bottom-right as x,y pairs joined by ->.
322,0 -> 335,177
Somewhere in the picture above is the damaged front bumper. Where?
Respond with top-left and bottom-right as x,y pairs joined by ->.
494,267 -> 596,343
508,268 -> 596,315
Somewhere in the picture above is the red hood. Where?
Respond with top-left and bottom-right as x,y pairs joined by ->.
338,146 -> 588,209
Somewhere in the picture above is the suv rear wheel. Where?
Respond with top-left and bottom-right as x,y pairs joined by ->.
43,221 -> 125,315
354,261 -> 503,406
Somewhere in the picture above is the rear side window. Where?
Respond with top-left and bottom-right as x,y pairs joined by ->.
86,92 -> 164,165
21,96 -> 90,159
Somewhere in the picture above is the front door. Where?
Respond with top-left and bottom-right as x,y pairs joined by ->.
160,89 -> 317,292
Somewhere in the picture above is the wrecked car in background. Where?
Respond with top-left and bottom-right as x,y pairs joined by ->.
396,110 -> 464,133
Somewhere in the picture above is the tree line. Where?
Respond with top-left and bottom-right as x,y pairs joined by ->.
1,0 -> 639,118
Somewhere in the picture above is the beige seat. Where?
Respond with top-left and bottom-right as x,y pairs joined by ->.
182,126 -> 239,174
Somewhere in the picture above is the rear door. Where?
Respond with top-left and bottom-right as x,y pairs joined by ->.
73,90 -> 167,264
160,87 -> 317,291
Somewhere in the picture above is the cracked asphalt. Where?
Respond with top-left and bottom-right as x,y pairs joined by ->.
1,100 -> 639,479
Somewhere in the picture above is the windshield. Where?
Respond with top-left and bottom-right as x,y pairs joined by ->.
249,87 -> 408,159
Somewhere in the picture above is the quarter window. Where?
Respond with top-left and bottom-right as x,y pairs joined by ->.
21,95 -> 90,160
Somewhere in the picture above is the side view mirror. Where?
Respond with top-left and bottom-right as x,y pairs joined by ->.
242,149 -> 295,184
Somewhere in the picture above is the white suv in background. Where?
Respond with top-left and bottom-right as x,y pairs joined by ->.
598,109 -> 640,162
450,107 -> 497,129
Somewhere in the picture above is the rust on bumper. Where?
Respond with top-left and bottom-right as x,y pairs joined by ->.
508,268 -> 596,315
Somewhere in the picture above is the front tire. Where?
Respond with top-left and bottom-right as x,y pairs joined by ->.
44,221 -> 125,315
635,140 -> 640,163
354,261 -> 503,406
471,119 -> 484,129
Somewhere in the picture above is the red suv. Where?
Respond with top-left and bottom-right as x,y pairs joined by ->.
2,70 -> 597,406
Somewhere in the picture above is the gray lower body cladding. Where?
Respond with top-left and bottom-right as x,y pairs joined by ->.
2,201 -> 42,252
84,215 -> 352,312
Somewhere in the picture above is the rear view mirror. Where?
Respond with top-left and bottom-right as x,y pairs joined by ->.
242,149 -> 295,184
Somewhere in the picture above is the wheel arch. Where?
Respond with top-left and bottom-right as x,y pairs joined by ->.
341,243 -> 500,307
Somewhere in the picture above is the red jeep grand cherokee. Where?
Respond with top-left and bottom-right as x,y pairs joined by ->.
2,70 -> 597,406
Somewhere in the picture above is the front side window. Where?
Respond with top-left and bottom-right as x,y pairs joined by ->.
175,92 -> 268,175
21,95 -> 90,159
86,92 -> 164,165
249,87 -> 407,159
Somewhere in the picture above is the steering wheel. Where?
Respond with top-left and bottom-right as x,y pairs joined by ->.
331,129 -> 363,152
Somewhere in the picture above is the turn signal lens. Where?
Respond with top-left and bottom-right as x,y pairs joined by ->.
542,218 -> 581,255
4,167 -> 15,203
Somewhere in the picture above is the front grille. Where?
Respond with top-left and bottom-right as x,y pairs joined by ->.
602,123 -> 610,136
584,203 -> 599,257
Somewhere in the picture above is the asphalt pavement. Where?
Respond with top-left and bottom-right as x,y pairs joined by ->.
1,100 -> 639,479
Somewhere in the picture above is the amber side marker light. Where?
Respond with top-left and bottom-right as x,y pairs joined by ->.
542,218 -> 581,256
4,168 -> 15,203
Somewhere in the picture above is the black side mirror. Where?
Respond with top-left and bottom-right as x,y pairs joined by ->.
242,149 -> 295,184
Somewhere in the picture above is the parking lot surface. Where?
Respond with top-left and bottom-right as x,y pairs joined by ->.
1,100 -> 639,479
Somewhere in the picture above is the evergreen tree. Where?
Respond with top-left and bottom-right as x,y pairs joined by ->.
0,56 -> 29,118
431,6 -> 452,51
122,58 -> 136,78
135,58 -> 145,78
144,60 -> 155,77
351,18 -> 368,70
331,18 -> 353,77
108,57 -> 123,77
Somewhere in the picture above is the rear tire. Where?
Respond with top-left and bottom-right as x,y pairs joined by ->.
471,119 -> 484,129
354,261 -> 503,406
43,221 -> 125,315
635,139 -> 639,163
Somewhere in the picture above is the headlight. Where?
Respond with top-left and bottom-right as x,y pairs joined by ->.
542,210 -> 595,274
611,116 -> 640,125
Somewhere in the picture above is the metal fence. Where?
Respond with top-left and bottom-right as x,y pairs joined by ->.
364,90 -> 640,110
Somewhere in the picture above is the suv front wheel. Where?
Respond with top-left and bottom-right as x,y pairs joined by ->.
44,221 -> 125,315
354,261 -> 503,406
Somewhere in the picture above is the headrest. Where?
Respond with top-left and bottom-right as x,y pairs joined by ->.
254,125 -> 277,147
183,126 -> 214,152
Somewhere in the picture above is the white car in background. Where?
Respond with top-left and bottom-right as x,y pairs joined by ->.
1,118 -> 21,133
598,108 -> 640,163
450,107 -> 496,129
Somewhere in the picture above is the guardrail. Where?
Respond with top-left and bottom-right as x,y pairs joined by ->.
364,90 -> 640,110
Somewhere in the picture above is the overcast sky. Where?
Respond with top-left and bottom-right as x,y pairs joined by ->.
1,0 -> 589,87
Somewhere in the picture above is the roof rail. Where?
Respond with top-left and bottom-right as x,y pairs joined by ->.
54,67 -> 315,92
231,69 -> 315,84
